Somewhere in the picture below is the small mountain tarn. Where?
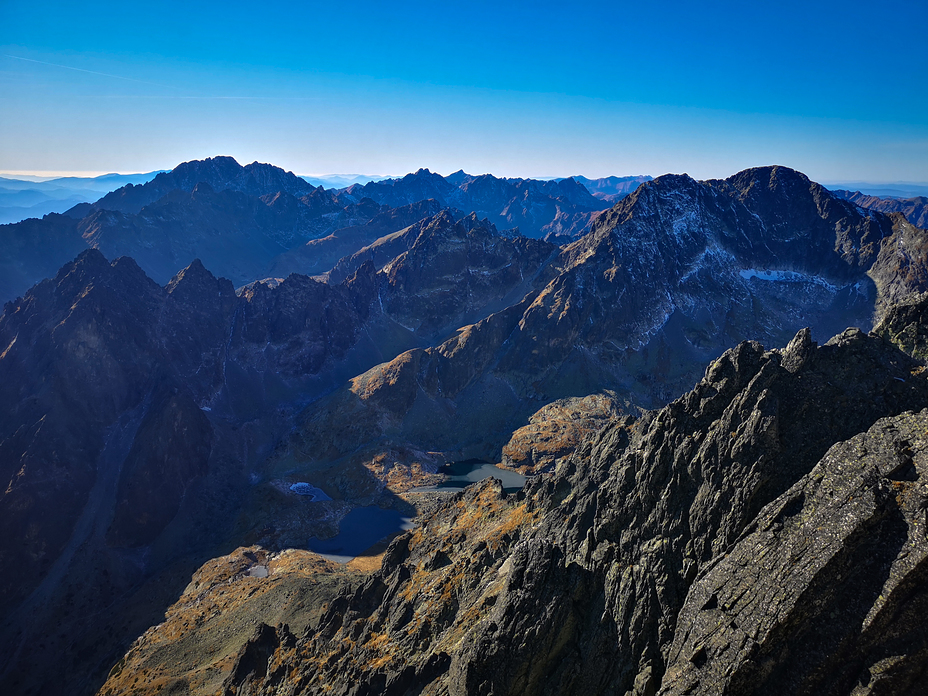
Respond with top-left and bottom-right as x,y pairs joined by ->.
410,459 -> 528,493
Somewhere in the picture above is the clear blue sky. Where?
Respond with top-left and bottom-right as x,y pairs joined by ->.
1,0 -> 926,182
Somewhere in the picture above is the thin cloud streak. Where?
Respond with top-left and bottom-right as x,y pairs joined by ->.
4,54 -> 175,89
79,95 -> 323,100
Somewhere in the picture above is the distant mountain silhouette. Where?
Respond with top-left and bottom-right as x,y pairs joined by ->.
832,188 -> 928,227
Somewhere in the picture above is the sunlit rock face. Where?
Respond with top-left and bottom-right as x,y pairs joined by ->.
286,166 -> 926,485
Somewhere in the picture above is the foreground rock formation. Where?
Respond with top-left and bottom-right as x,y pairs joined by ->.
100,312 -> 928,695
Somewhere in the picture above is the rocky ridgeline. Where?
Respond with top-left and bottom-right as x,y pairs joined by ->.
0,157 -> 619,303
0,210 -> 562,695
832,189 -> 928,229
282,166 -> 928,488
208,318 -> 928,696
5,162 -> 928,695
341,168 -> 608,239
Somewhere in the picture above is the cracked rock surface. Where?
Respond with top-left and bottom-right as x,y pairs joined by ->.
209,324 -> 928,696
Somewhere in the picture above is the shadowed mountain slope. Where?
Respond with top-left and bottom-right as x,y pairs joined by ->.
280,166 -> 928,485
567,174 -> 653,202
0,158 -> 385,301
268,199 -> 449,279
342,168 -> 609,239
87,156 -> 318,215
0,206 -> 567,694
0,158 -> 621,303
182,320 -> 928,696
0,250 -> 411,695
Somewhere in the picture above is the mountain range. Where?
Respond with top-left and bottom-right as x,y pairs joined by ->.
832,189 -> 928,228
0,171 -> 164,225
0,158 -> 645,304
2,158 -> 928,695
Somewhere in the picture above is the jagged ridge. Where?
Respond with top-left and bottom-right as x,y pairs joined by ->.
210,320 -> 928,696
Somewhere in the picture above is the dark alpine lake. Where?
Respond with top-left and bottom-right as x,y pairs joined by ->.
311,460 -> 527,562
307,506 -> 415,562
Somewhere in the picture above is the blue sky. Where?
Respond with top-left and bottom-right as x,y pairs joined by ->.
1,0 -> 926,182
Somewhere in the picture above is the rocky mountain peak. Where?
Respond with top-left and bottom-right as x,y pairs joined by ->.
191,181 -> 215,195
724,164 -> 811,194
165,258 -> 233,298
61,246 -> 110,277
444,169 -> 470,186
169,155 -> 243,185
88,156 -> 316,216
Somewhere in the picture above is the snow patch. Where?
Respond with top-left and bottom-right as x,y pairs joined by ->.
290,482 -> 333,501
739,269 -> 841,292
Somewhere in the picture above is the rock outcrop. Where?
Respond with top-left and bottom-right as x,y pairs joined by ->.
204,324 -> 928,696
873,292 -> 928,362
500,392 -> 627,474
98,547 -> 364,696
661,410 -> 928,695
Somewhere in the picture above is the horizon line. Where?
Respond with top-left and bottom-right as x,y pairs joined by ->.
2,169 -> 927,189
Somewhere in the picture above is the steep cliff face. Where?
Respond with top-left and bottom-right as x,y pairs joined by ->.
207,325 -> 928,696
376,211 -> 555,341
0,251 -> 401,696
873,292 -> 928,362
283,166 -> 927,488
866,213 -> 928,314
661,409 -> 928,695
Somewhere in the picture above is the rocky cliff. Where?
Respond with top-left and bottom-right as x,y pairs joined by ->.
0,249 -> 407,695
196,321 -> 928,696
282,166 -> 927,491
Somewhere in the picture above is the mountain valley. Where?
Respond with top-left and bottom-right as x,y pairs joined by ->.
2,158 -> 928,695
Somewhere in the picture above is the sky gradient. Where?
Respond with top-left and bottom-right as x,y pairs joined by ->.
2,0 -> 926,183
